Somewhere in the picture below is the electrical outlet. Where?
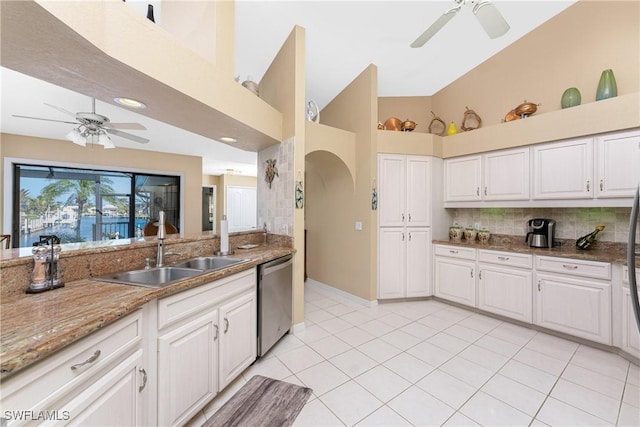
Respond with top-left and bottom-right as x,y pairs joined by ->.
355,221 -> 363,231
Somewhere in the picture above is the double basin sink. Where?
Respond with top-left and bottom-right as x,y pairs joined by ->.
95,256 -> 248,288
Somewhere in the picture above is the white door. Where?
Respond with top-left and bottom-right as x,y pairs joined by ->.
535,273 -> 611,344
219,291 -> 257,389
378,154 -> 406,227
478,264 -> 532,322
157,311 -> 219,426
596,129 -> 640,198
227,186 -> 257,231
406,228 -> 431,297
483,148 -> 530,200
378,228 -> 406,299
444,155 -> 482,202
434,257 -> 476,307
406,156 -> 431,226
532,138 -> 594,199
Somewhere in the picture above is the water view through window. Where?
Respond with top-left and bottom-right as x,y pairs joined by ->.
13,164 -> 180,248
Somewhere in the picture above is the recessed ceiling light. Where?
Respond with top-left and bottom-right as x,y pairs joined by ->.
114,97 -> 147,109
220,136 -> 237,143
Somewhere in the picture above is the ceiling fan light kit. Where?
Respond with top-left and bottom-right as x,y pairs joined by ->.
411,0 -> 510,48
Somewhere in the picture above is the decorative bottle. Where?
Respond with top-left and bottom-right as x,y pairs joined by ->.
595,69 -> 617,101
576,225 -> 605,250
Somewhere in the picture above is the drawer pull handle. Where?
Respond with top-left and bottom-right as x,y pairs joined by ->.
484,187 -> 487,196
402,233 -> 405,241
449,250 -> 459,254
479,270 -> 482,280
586,180 -> 590,192
476,187 -> 480,196
497,256 -> 510,261
224,317 -> 229,333
139,367 -> 147,392
214,324 -> 219,341
600,180 -> 604,191
562,264 -> 578,270
408,213 -> 412,222
402,213 -> 405,222
408,232 -> 412,241
470,269 -> 474,279
538,280 -> 541,291
70,350 -> 101,371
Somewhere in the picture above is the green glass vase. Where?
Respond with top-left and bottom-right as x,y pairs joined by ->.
596,69 -> 617,101
561,87 -> 581,108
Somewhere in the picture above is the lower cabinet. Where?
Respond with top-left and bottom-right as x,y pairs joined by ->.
535,272 -> 611,344
219,291 -> 257,389
621,287 -> 640,356
478,264 -> 533,323
434,255 -> 476,307
379,227 -> 431,299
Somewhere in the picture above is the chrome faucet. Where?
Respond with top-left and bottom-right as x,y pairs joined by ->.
156,211 -> 166,267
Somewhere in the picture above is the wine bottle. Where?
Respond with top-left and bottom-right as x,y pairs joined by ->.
576,225 -> 605,250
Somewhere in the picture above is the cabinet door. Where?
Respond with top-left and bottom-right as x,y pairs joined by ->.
596,129 -> 640,198
535,273 -> 611,344
532,138 -> 594,199
406,228 -> 431,297
478,264 -> 532,323
483,148 -> 530,200
158,311 -> 219,426
62,350 -> 144,427
378,228 -> 406,299
435,257 -> 476,307
406,156 -> 431,226
378,154 -> 407,226
219,291 -> 257,389
444,155 -> 482,202
621,287 -> 640,357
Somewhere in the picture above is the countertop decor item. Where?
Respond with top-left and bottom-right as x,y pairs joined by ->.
576,225 -> 605,250
449,225 -> 463,241
306,100 -> 320,123
461,107 -> 482,131
596,69 -> 617,101
464,227 -> 477,241
265,159 -> 278,189
428,111 -> 446,135
446,121 -> 459,136
401,119 -> 417,132
561,87 -> 582,108
478,229 -> 491,244
383,117 -> 402,131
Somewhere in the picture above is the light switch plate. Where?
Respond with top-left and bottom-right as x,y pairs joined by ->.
355,221 -> 363,231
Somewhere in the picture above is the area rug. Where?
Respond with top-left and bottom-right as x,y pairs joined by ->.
203,375 -> 313,427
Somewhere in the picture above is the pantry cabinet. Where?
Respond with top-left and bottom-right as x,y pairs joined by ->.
595,128 -> 640,198
434,245 -> 476,307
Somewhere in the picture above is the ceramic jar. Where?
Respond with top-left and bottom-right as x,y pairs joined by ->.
561,87 -> 581,108
478,229 -> 491,244
464,227 -> 477,241
449,226 -> 463,241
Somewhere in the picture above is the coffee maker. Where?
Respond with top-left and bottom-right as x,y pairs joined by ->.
525,218 -> 556,248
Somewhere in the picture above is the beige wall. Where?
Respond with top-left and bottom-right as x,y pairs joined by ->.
1,133 -> 203,236
378,96 -> 433,134
432,0 -> 639,130
312,64 -> 378,301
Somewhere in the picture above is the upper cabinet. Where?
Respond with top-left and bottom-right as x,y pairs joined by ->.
596,128 -> 640,198
532,137 -> 593,200
444,155 -> 482,202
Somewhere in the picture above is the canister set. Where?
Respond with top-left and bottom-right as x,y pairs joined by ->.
449,225 -> 490,244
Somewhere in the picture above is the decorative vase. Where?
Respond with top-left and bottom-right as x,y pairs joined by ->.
596,69 -> 617,101
561,87 -> 581,108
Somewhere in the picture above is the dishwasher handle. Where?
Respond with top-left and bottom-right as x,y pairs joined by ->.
261,255 -> 293,276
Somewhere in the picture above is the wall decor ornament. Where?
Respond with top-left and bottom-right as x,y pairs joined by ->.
371,179 -> 378,211
561,87 -> 582,108
306,100 -> 320,123
428,111 -> 446,136
295,171 -> 304,209
461,106 -> 482,131
446,121 -> 459,136
264,159 -> 278,189
596,69 -> 617,101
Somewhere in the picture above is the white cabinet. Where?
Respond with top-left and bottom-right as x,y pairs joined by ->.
620,266 -> 640,357
434,245 -> 477,307
478,250 -> 533,323
483,148 -> 530,201
596,128 -> 640,198
378,228 -> 431,299
378,154 -> 431,227
444,155 -> 482,202
534,256 -> 611,345
532,137 -> 594,199
156,269 -> 256,426
1,311 -> 145,426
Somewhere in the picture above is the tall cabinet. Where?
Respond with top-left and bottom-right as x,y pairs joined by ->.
378,154 -> 432,299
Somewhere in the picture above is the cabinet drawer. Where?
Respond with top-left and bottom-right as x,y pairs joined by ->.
1,310 -> 142,417
535,256 -> 611,280
478,250 -> 532,269
158,269 -> 256,330
622,266 -> 640,286
434,244 -> 476,260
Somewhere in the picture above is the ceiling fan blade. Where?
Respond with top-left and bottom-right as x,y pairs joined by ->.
105,122 -> 147,131
12,114 -> 78,125
411,6 -> 461,48
44,102 -> 78,118
473,1 -> 510,39
106,128 -> 150,144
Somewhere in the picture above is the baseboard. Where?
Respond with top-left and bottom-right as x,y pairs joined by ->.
291,322 -> 305,334
305,279 -> 378,308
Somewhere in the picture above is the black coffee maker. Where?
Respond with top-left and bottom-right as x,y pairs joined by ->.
525,218 -> 556,248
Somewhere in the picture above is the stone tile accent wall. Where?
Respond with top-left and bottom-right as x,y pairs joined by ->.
451,207 -> 639,243
257,137 -> 294,237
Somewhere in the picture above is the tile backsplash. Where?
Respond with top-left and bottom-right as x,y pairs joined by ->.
451,207 -> 639,243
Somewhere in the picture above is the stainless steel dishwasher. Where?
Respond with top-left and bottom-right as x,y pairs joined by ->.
257,254 -> 293,357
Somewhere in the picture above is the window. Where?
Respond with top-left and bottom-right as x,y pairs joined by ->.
13,164 -> 180,248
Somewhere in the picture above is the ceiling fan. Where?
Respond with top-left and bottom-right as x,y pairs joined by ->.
411,0 -> 510,48
12,97 -> 150,149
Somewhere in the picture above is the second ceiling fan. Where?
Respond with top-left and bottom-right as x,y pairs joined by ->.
411,0 -> 510,48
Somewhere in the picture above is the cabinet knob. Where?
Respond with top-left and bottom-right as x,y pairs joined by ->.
214,324 -> 219,340
139,367 -> 147,392
224,317 -> 229,333
70,350 -> 101,371
470,269 -> 474,278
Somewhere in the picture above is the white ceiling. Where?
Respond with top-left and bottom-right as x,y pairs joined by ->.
1,0 -> 576,177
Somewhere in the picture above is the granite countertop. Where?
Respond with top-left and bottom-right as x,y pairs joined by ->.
433,234 -> 638,265
0,244 -> 293,379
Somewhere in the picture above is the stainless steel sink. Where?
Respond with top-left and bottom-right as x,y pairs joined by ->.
95,266 -> 203,288
171,256 -> 247,271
